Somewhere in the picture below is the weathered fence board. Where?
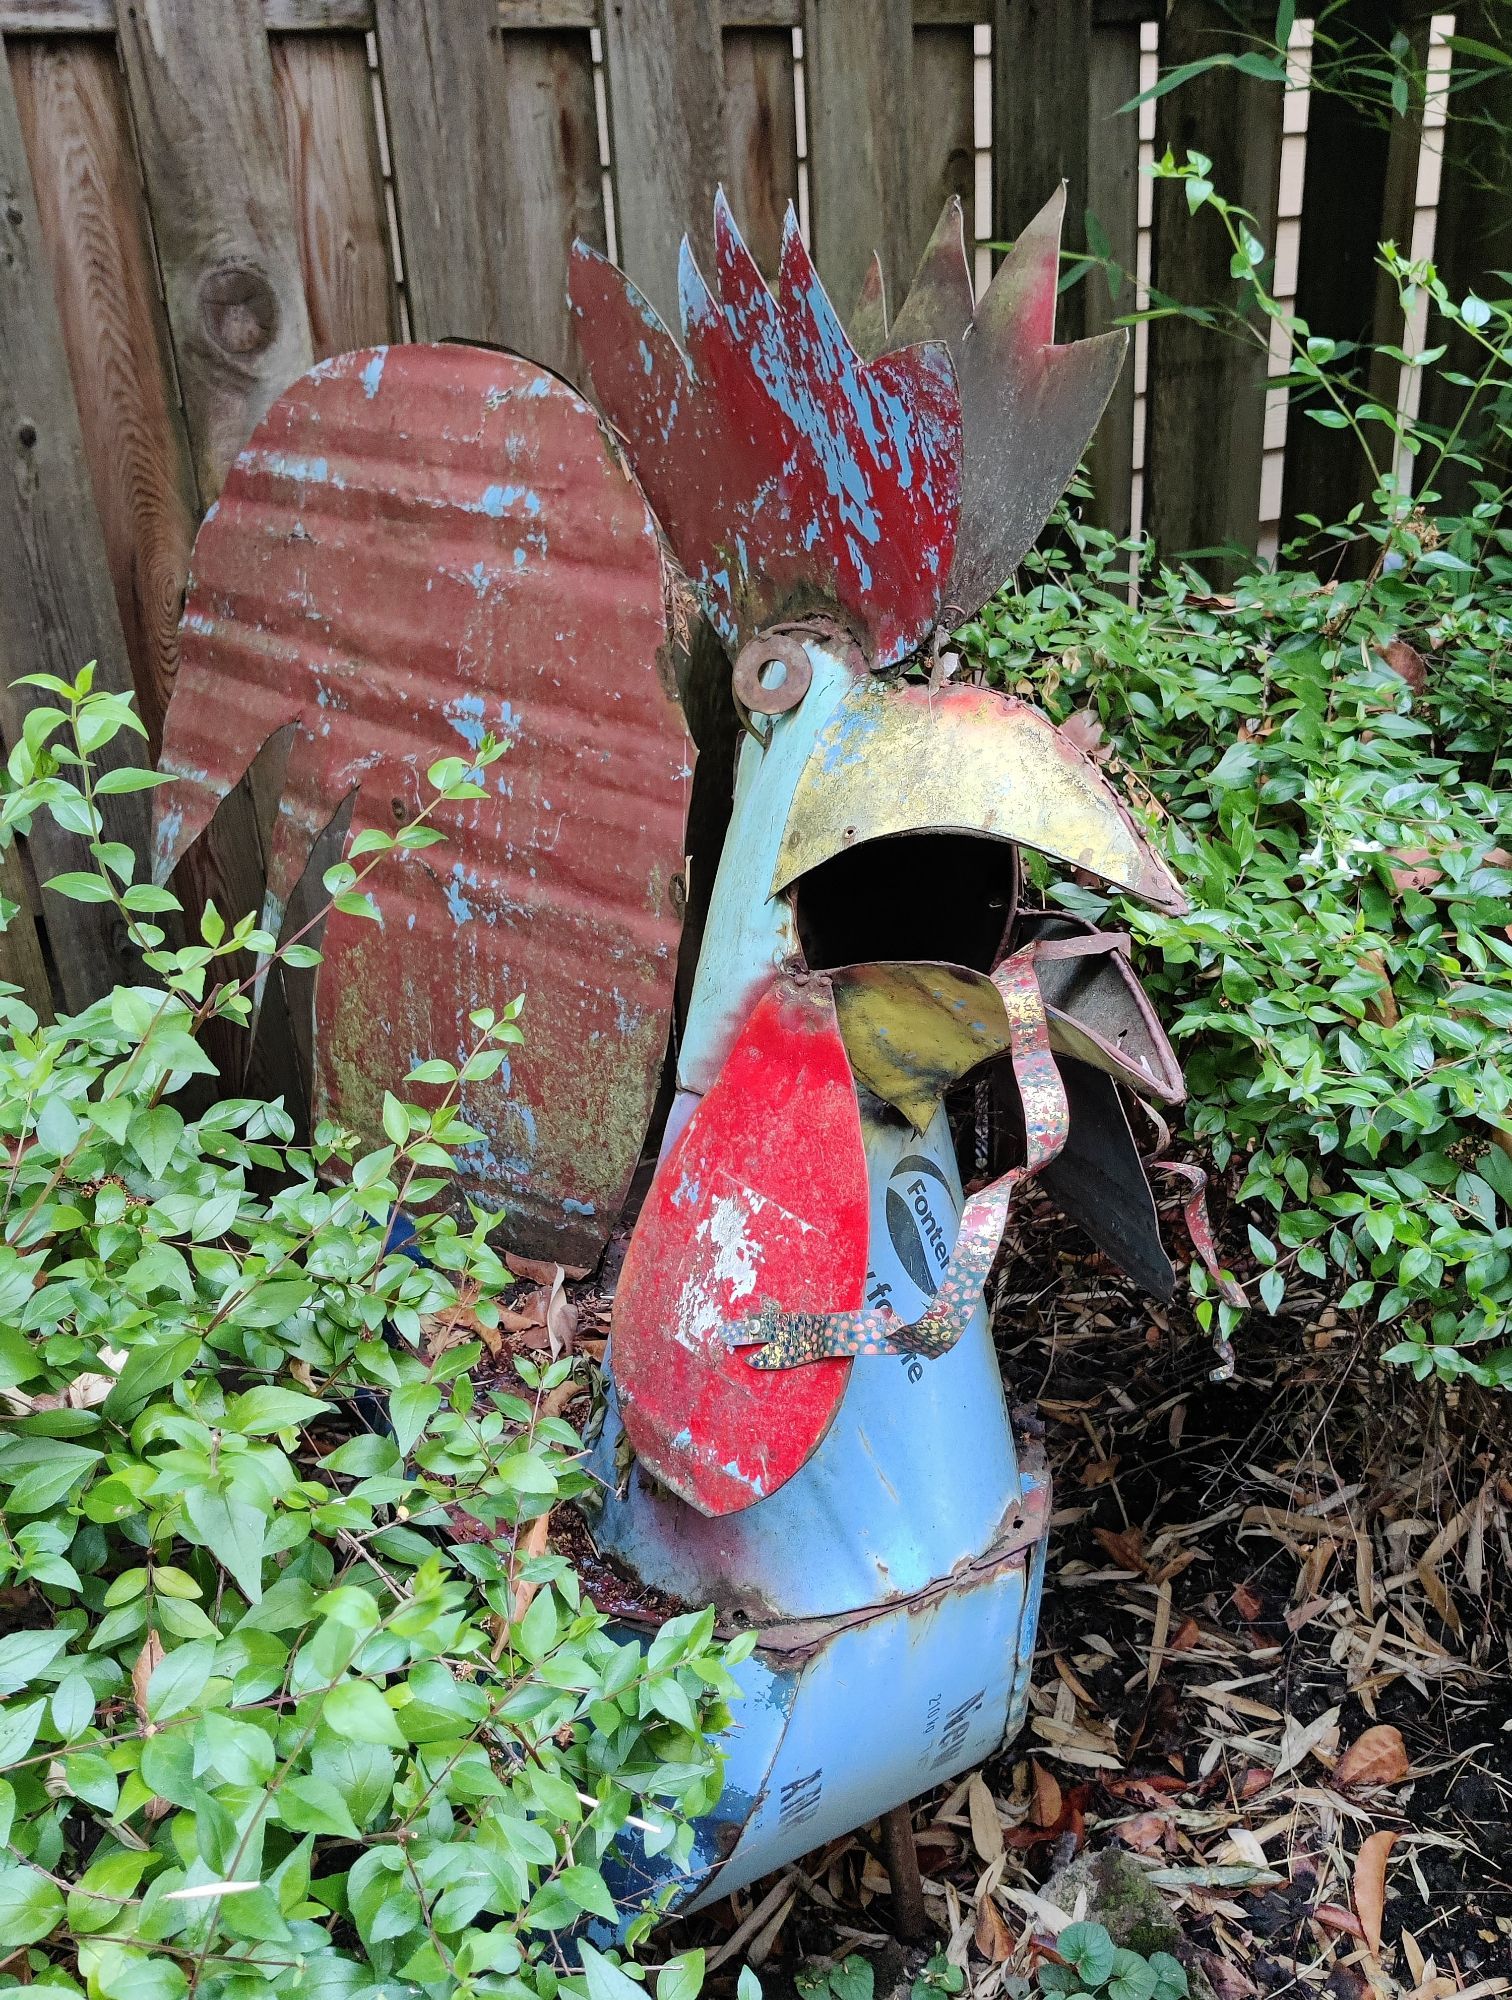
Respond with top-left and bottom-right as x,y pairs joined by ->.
270,30 -> 397,359
599,0 -> 725,330
993,0 -> 1091,333
722,22 -> 797,277
1084,17 -> 1140,538
1145,2 -> 1284,571
113,0 -> 314,501
0,47 -> 154,1005
1280,0 -> 1404,546
910,21 -> 974,267
1420,3 -> 1512,506
370,0 -> 514,343
9,36 -> 196,750
495,29 -> 604,377
802,0 -> 914,308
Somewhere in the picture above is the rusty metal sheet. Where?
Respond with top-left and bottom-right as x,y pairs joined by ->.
1014,910 -> 1185,1105
772,681 -> 1186,914
154,343 -> 688,1266
570,193 -> 961,671
882,191 -> 1127,627
1038,1059 -> 1175,1302
609,976 -> 870,1518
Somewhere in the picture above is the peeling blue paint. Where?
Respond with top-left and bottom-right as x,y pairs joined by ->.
359,349 -> 387,400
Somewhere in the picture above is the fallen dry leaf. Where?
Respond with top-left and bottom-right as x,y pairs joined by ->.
1028,1759 -> 1062,1829
1353,1827 -> 1398,1956
1313,1903 -> 1366,1940
1359,948 -> 1398,1028
132,1631 -> 165,1729
1167,1616 -> 1201,1654
506,1251 -> 589,1285
1334,1722 -> 1410,1789
1060,709 -> 1113,766
1231,1581 -> 1264,1622
1115,1810 -> 1172,1853
974,1892 -> 1015,1962
1379,636 -> 1427,692
1093,1525 -> 1146,1574
544,1265 -> 578,1358
967,1771 -> 1004,1862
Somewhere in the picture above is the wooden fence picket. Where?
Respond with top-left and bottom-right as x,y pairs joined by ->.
802,0 -> 915,310
1145,1 -> 1284,573
494,28 -> 605,378
722,20 -> 798,278
370,0 -> 515,343
270,30 -> 398,359
598,0 -> 726,330
0,48 -> 155,1006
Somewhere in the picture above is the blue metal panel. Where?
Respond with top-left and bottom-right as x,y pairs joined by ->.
674,638 -> 855,1099
591,1098 -> 1026,1622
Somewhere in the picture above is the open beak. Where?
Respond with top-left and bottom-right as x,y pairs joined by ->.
771,675 -> 1190,1299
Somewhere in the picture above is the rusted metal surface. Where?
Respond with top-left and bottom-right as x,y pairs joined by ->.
154,343 -> 689,1265
1038,1057 -> 1176,1301
609,975 -> 870,1517
570,192 -> 961,671
876,189 -> 1128,627
1015,909 -> 1185,1104
772,679 -> 1186,913
731,629 -> 812,715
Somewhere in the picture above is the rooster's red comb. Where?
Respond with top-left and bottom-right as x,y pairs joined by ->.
570,192 -> 961,670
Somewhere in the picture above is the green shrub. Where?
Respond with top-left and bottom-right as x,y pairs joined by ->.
1034,1922 -> 1187,2000
0,671 -> 741,1998
964,162 -> 1512,1386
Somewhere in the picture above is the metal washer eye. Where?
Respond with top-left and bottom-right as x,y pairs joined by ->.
732,633 -> 813,715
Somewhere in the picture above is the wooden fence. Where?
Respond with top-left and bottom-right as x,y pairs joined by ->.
0,0 -> 1502,1033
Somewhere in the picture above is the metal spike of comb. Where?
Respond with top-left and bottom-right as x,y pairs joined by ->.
570,191 -> 962,670
886,186 -> 1127,626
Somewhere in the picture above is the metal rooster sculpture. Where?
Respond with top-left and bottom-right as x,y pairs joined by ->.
154,188 -> 1230,1920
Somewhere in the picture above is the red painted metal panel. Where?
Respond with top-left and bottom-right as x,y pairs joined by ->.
570,194 -> 961,672
610,976 -> 871,1517
154,344 -> 689,1265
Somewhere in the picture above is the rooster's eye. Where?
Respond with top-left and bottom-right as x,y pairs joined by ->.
733,633 -> 813,717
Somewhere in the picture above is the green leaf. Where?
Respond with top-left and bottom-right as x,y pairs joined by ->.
131,1104 -> 184,1177
323,1678 -> 407,1748
93,766 -> 170,795
580,1942 -> 647,2000
658,1949 -> 706,2000
182,1487 -> 267,1602
0,1698 -> 47,1766
0,1626 -> 68,1697
1059,1923 -> 1117,1990
559,1863 -> 619,1923
1109,1950 -> 1160,2000
43,870 -> 113,903
276,1773 -> 364,1840
225,1385 -> 332,1434
1148,1954 -> 1189,2000
0,1864 -> 63,1947
146,1640 -> 216,1722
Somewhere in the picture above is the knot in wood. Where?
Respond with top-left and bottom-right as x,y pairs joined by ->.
198,262 -> 280,359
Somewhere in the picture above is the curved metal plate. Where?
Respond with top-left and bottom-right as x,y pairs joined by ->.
772,682 -> 1185,914
154,344 -> 688,1265
610,977 -> 870,1518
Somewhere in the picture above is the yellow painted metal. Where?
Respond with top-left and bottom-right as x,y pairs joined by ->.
832,956 -> 1184,1133
832,962 -> 1009,1132
772,683 -> 1185,914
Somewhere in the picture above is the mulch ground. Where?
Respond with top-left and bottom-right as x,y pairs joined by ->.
626,1186 -> 1512,2000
